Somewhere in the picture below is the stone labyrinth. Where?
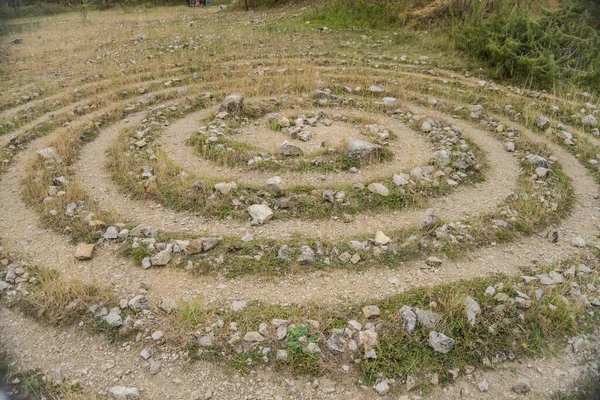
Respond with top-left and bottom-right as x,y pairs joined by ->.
0,6 -> 599,400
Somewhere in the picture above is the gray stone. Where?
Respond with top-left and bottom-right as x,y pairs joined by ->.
428,331 -> 455,354
214,181 -> 237,195
416,309 -> 440,329
367,183 -> 389,196
297,246 -> 316,265
198,334 -> 214,347
128,295 -> 149,311
358,330 -> 379,348
582,114 -> 597,127
426,257 -> 443,268
421,208 -> 440,230
277,245 -> 291,261
431,150 -> 452,168
572,236 -> 586,248
479,380 -> 489,392
158,297 -> 176,314
219,93 -> 244,117
105,308 -> 123,327
244,331 -> 266,342
279,141 -> 304,156
526,154 -> 549,168
130,225 -> 157,238
462,296 -> 481,326
103,226 -> 119,239
373,381 -> 390,395
535,116 -> 551,130
247,204 -> 273,225
362,305 -> 380,318
150,246 -> 172,266
374,231 -> 391,245
368,85 -> 385,93
399,305 -> 417,335
140,347 -> 153,360
276,349 -> 288,361
393,173 -> 410,186
109,386 -> 140,400
346,138 -> 382,160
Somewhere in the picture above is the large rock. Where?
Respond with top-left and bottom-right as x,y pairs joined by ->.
247,204 -> 273,224
219,93 -> 244,116
346,138 -> 383,160
428,331 -> 455,354
279,141 -> 304,156
74,243 -> 94,260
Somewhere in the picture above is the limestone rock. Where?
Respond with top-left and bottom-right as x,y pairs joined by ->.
428,331 -> 455,354
362,305 -> 380,318
346,138 -> 382,160
219,93 -> 244,116
462,296 -> 481,326
109,386 -> 140,400
279,141 -> 304,156
399,305 -> 417,335
297,246 -> 316,265
415,309 -> 440,329
74,243 -> 94,260
247,204 -> 273,225
421,208 -> 440,230
367,183 -> 389,196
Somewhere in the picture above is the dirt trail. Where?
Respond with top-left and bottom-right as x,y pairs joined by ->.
0,101 -> 596,310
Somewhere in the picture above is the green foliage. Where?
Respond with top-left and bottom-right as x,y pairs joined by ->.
452,0 -> 600,90
311,0 -> 406,28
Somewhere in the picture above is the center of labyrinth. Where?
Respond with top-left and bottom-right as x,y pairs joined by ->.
1,10 -> 599,399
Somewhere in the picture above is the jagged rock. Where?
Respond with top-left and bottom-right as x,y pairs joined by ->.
297,246 -> 316,265
214,182 -> 237,195
415,309 -> 440,329
109,386 -> 140,400
219,93 -> 244,116
128,295 -> 149,311
362,305 -> 380,318
247,204 -> 273,225
187,237 -> 221,254
462,296 -> 481,326
367,183 -> 389,196
428,331 -> 455,354
130,225 -> 157,238
535,116 -> 551,130
103,226 -> 119,239
393,173 -> 410,186
277,245 -> 291,260
431,150 -> 452,168
105,308 -> 123,327
244,331 -> 266,342
399,305 -> 417,335
373,381 -> 390,395
346,138 -> 382,159
279,141 -> 303,156
266,176 -> 283,192
374,231 -> 391,245
150,246 -> 172,266
74,243 -> 94,260
159,297 -> 177,314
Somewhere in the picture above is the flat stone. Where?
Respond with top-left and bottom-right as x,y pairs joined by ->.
346,138 -> 382,160
373,381 -> 390,395
244,331 -> 266,342
415,309 -> 440,329
374,231 -> 391,245
279,141 -> 303,156
74,243 -> 94,260
362,305 -> 380,318
367,183 -> 389,196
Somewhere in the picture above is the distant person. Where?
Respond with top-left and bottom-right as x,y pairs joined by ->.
185,0 -> 190,6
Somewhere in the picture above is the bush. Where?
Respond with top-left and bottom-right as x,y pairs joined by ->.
451,0 -> 600,90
